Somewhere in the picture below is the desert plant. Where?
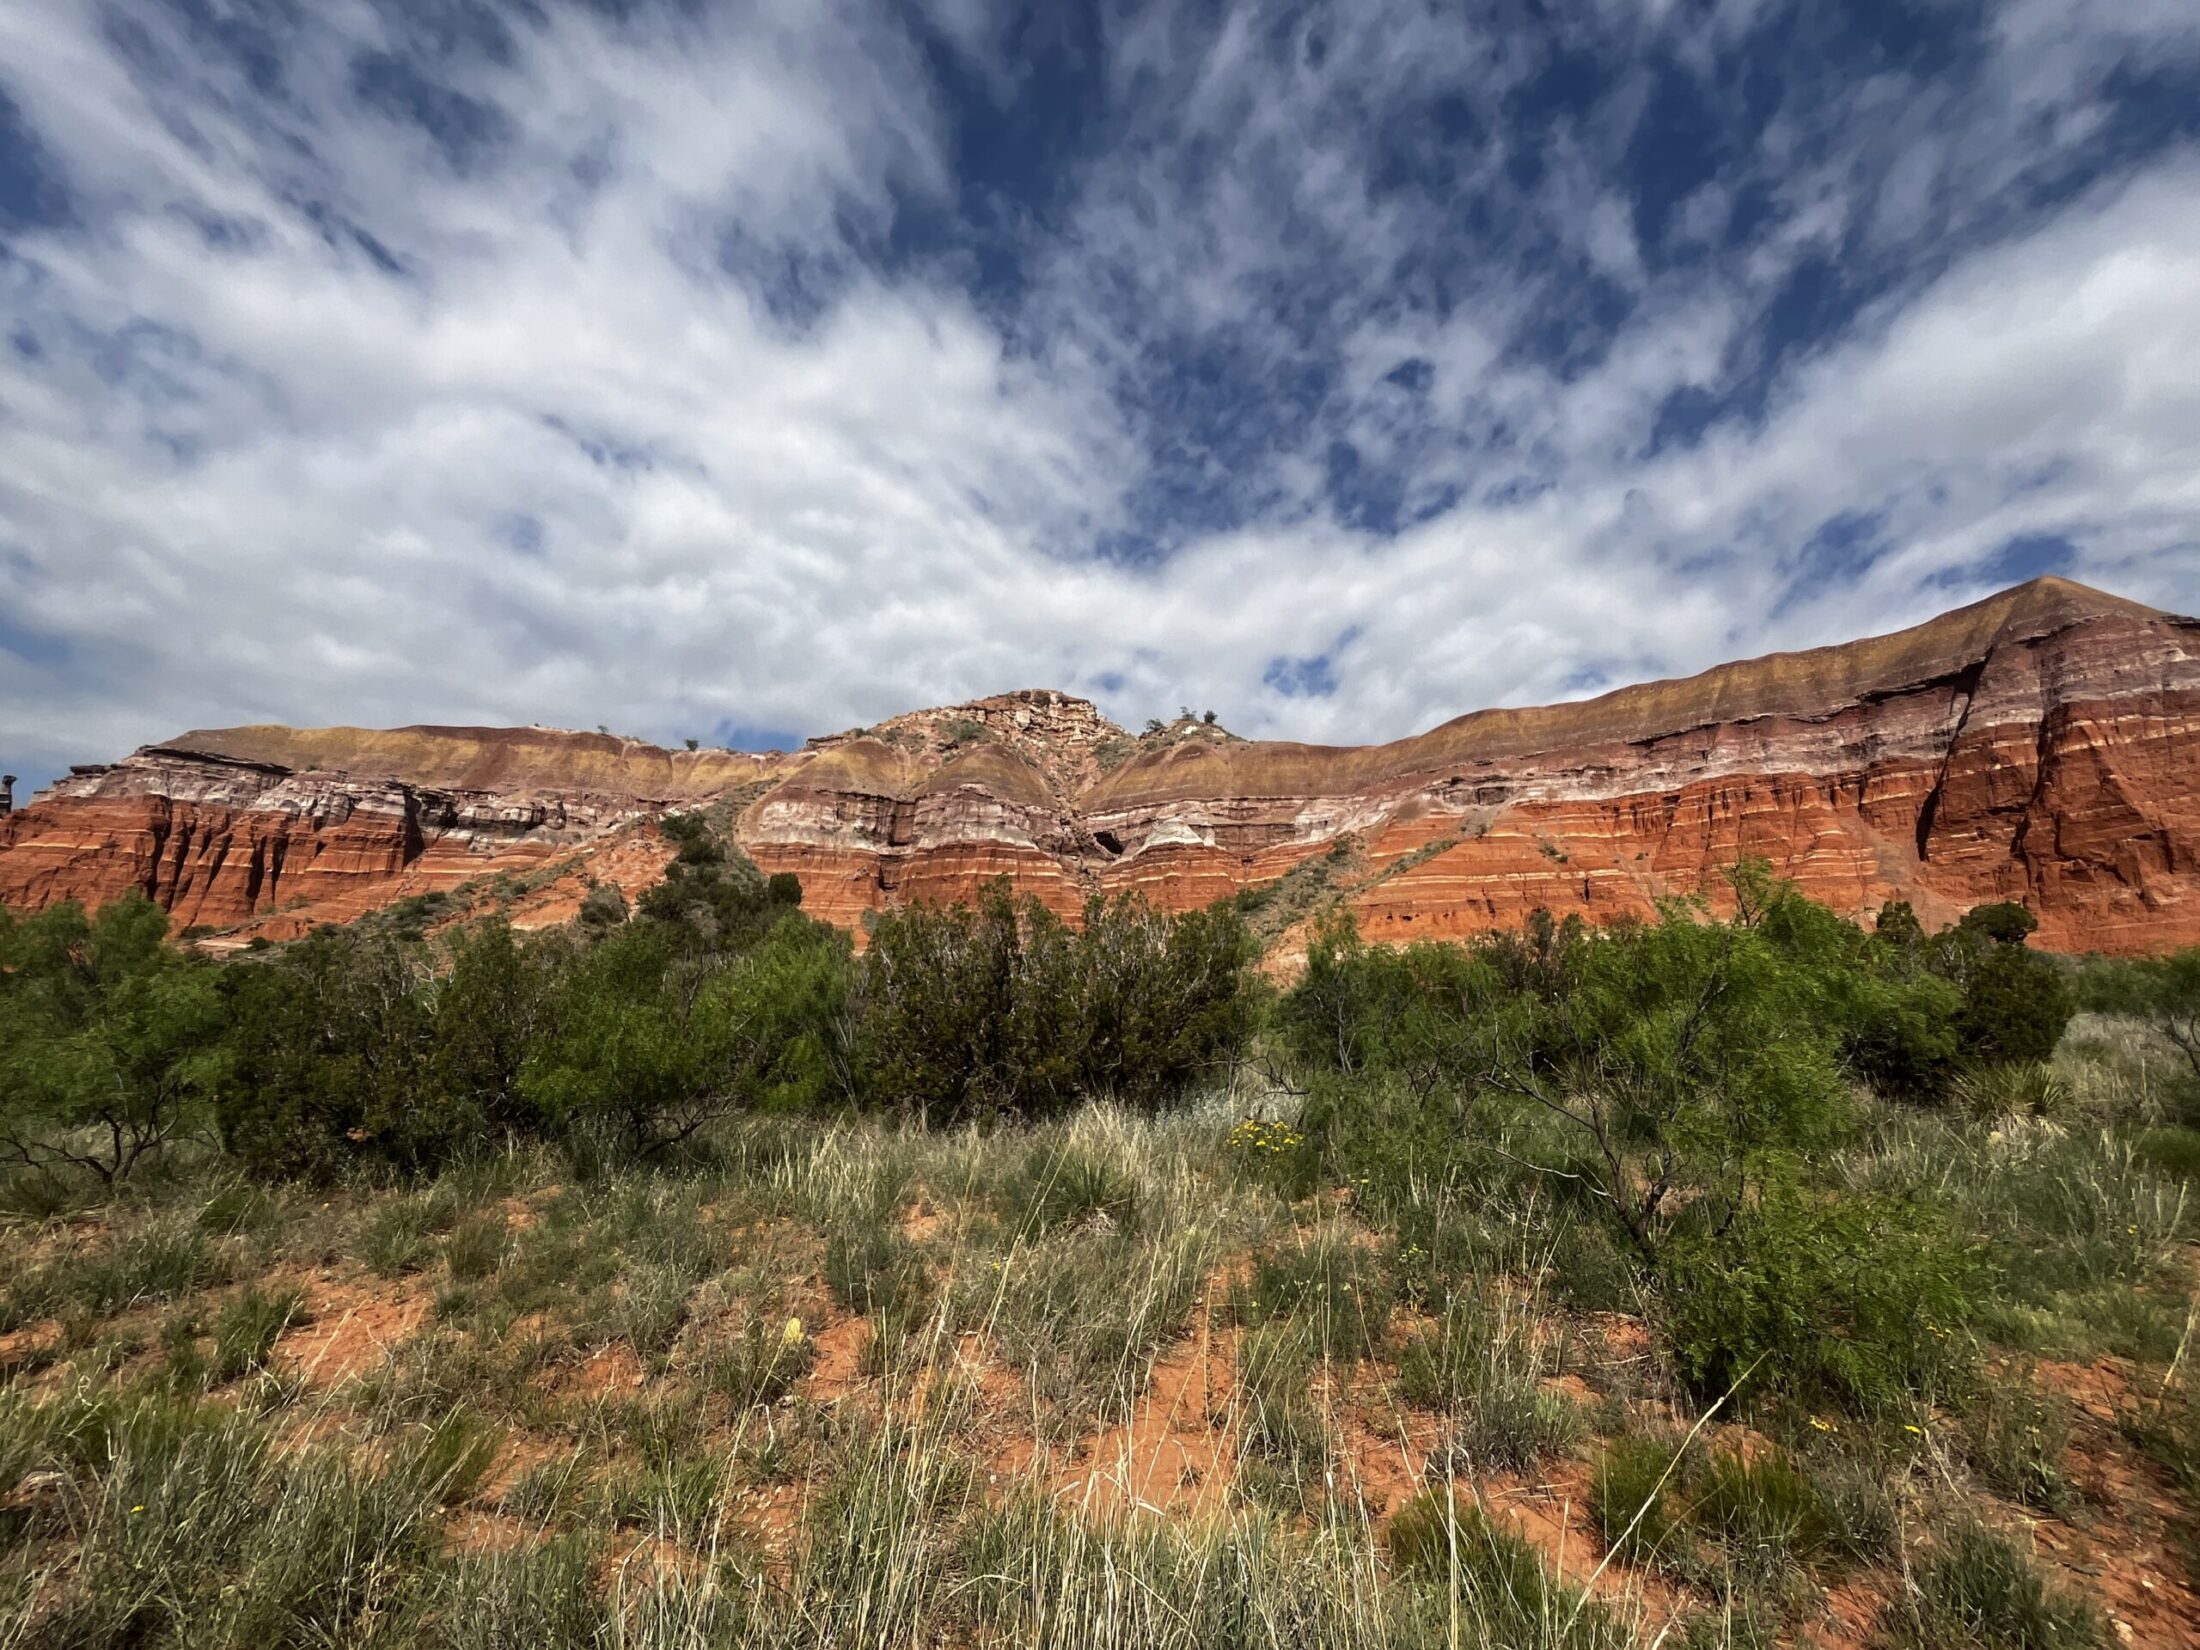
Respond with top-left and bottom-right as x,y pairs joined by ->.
1883,1515 -> 2106,1649
1592,1433 -> 1689,1566
995,1139 -> 1141,1236
1961,1370 -> 2075,1512
1399,1285 -> 1578,1471
212,1284 -> 305,1382
701,1311 -> 816,1410
1240,1224 -> 1392,1363
1950,1063 -> 2074,1120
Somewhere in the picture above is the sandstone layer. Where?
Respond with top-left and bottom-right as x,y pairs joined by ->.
3,578 -> 2196,955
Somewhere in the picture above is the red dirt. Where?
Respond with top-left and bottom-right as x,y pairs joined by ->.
0,1321 -> 61,1375
551,1341 -> 649,1400
1475,1457 -> 1696,1631
1798,1573 -> 1893,1649
803,1315 -> 869,1402
1052,1319 -> 1241,1518
275,1273 -> 428,1385
2034,1355 -> 2138,1422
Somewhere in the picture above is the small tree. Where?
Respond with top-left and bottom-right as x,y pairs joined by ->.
425,919 -> 561,1141
1469,886 -> 1853,1259
638,816 -> 799,956
577,882 -> 628,931
0,895 -> 226,1184
523,914 -> 852,1156
218,927 -> 434,1178
1871,898 -> 1926,949
1930,902 -> 2073,1066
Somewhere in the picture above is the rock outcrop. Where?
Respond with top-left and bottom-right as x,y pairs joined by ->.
4,578 -> 2196,955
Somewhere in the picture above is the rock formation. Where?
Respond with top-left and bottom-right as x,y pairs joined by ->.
3,577 -> 2196,955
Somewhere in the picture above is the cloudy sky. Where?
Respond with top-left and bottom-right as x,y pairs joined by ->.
2,0 -> 2197,795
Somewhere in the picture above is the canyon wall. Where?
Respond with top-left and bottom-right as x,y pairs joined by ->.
3,577 -> 2196,955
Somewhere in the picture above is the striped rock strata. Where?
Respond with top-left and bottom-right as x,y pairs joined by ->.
2,577 -> 2195,955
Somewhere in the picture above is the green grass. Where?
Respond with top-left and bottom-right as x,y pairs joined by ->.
1,1064 -> 2192,1650
1881,1516 -> 2107,1649
211,1283 -> 305,1382
1386,1487 -> 1630,1647
1961,1368 -> 2076,1513
1237,1222 -> 1393,1363
1591,1432 -> 1691,1567
1397,1281 -> 1580,1471
1689,1445 -> 1831,1584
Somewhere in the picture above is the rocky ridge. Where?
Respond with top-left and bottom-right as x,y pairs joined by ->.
3,577 -> 2196,955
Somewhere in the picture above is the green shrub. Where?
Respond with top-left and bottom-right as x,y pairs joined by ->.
1883,1516 -> 2106,1649
1658,1182 -> 1975,1411
1287,873 -> 1858,1261
576,882 -> 628,931
217,927 -> 439,1178
2133,1126 -> 2200,1180
524,912 -> 852,1158
856,884 -> 1255,1123
1940,912 -> 2076,1069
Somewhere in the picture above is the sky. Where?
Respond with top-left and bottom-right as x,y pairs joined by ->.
2,0 -> 2198,798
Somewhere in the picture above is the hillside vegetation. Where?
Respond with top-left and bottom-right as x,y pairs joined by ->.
0,823 -> 2196,1648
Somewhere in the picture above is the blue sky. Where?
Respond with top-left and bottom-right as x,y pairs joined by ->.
2,1 -> 2198,797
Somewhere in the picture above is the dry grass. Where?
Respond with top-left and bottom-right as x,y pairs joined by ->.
1,1045 -> 2196,1647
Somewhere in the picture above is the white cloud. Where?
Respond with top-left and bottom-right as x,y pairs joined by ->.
0,0 -> 2196,800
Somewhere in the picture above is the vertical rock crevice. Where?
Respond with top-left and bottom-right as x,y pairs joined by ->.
1912,659 -> 1988,864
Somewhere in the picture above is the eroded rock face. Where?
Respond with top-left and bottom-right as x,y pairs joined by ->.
4,581 -> 2196,955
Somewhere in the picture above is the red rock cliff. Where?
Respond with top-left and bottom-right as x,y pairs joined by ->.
3,578 -> 2196,954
